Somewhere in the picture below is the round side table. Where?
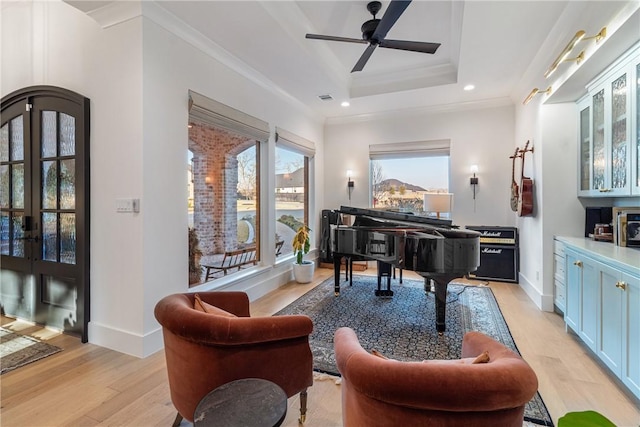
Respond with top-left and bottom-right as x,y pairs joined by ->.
193,378 -> 287,427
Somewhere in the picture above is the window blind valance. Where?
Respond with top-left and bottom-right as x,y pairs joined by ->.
275,127 -> 316,158
189,90 -> 270,141
369,139 -> 450,160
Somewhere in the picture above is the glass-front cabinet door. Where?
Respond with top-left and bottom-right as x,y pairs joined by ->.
578,45 -> 638,197
577,97 -> 592,196
633,61 -> 640,195
608,71 -> 630,196
592,88 -> 606,192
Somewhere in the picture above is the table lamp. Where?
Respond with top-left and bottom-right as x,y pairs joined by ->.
423,193 -> 453,219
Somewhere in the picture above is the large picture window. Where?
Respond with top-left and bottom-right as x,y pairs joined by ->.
187,91 -> 268,285
369,140 -> 450,215
275,128 -> 314,259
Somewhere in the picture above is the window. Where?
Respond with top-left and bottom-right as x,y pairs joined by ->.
369,140 -> 450,215
188,91 -> 268,285
275,128 -> 315,259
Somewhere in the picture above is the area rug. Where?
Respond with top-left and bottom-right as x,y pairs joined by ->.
0,326 -> 61,374
276,275 -> 554,427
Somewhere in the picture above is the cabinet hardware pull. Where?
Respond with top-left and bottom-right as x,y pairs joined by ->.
598,188 -> 611,192
573,261 -> 583,267
615,282 -> 627,291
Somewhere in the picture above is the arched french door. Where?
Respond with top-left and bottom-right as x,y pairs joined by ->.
1,86 -> 90,342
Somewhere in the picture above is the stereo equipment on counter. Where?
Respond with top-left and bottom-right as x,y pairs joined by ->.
464,226 -> 519,283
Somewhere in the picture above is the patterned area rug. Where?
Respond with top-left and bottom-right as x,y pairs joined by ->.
276,275 -> 554,427
0,326 -> 61,374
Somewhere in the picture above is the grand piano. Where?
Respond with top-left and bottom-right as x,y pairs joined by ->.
328,206 -> 481,332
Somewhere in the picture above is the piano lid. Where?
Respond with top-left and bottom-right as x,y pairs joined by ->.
337,206 -> 453,229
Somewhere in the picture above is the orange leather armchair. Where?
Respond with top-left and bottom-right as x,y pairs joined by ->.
154,291 -> 314,425
334,327 -> 539,427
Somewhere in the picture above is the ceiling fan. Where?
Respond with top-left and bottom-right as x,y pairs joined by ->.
305,0 -> 441,73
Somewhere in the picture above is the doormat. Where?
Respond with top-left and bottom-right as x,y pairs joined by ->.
276,275 -> 554,426
1,326 -> 62,374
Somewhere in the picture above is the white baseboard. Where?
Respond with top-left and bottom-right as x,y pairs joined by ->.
518,272 -> 555,312
88,321 -> 163,358
88,261 -> 298,358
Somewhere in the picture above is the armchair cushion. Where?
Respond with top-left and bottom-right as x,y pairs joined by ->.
194,293 -> 236,317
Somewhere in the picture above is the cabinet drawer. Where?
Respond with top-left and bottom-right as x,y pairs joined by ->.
554,253 -> 566,276
555,279 -> 566,306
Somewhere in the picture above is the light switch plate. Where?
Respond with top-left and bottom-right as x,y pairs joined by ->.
116,198 -> 140,213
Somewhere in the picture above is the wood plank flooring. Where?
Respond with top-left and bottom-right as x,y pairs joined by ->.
2,268 -> 639,427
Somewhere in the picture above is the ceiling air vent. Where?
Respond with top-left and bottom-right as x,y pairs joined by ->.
318,94 -> 333,101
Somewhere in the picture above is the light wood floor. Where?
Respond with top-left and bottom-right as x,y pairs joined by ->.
2,268 -> 639,427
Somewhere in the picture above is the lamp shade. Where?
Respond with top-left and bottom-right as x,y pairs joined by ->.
423,193 -> 453,215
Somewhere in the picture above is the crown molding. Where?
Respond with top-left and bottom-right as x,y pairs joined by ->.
81,1 -> 142,29
350,63 -> 457,98
325,97 -> 513,126
143,2 -> 321,123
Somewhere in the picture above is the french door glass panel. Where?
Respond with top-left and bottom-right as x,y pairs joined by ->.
40,110 -> 76,265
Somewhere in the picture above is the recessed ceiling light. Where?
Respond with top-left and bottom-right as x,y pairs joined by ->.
464,84 -> 475,91
341,101 -> 350,107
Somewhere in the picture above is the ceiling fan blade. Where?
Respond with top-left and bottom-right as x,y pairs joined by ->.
379,39 -> 441,54
305,34 -> 368,44
352,44 -> 377,72
371,0 -> 411,42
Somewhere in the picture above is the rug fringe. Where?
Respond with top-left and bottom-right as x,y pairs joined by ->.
313,371 -> 341,385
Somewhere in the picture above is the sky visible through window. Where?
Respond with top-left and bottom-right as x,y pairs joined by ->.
377,156 -> 449,191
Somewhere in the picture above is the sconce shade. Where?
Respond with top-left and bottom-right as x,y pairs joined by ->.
423,193 -> 453,218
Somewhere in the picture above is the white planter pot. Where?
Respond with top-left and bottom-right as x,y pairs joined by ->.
293,261 -> 315,284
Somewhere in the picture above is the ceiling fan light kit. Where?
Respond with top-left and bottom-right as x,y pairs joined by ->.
305,0 -> 441,73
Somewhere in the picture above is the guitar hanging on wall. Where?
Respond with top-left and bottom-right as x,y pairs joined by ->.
509,148 -> 520,212
517,141 -> 534,217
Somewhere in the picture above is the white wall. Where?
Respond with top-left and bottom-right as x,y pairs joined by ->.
1,1 -> 324,357
139,11 -> 325,352
324,104 -> 517,228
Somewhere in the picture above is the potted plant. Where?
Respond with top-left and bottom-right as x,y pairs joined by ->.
188,228 -> 203,285
292,225 -> 314,283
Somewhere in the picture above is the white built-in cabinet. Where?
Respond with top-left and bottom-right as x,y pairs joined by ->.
577,43 -> 640,197
553,239 -> 566,313
560,237 -> 640,400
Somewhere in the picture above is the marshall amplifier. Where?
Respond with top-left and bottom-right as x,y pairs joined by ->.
464,226 -> 519,283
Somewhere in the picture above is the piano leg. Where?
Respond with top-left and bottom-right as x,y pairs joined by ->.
334,256 -> 342,296
433,280 -> 448,333
421,274 -> 458,333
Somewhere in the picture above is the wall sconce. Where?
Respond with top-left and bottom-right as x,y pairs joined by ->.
346,170 -> 354,200
470,165 -> 479,199
523,87 -> 552,105
544,27 -> 606,79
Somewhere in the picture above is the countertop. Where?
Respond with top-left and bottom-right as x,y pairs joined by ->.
555,236 -> 640,276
